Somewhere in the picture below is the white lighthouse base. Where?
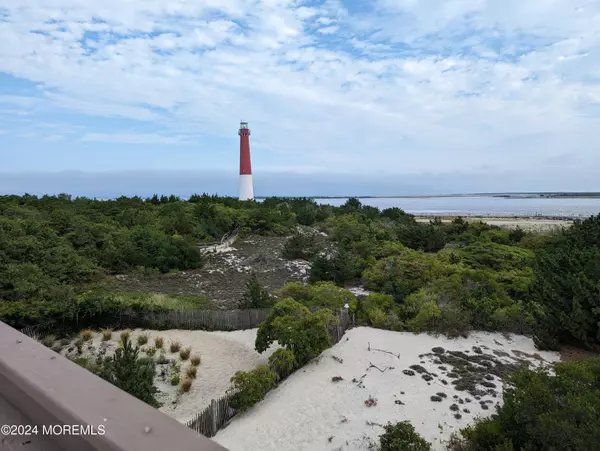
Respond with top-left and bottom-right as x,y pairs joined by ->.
239,174 -> 254,201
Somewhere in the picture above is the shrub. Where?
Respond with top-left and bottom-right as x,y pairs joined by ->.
156,352 -> 168,364
367,307 -> 388,328
171,374 -> 180,386
410,302 -> 441,333
79,329 -> 93,341
451,358 -> 600,451
438,304 -> 472,338
137,333 -> 149,346
363,251 -> 444,301
185,366 -> 197,379
228,365 -> 278,412
379,421 -> 432,451
277,281 -> 358,313
99,337 -> 160,408
170,341 -> 181,353
75,338 -> 84,354
42,335 -> 57,347
120,330 -> 130,342
255,299 -> 336,366
180,378 -> 193,393
281,232 -> 317,260
242,272 -> 272,308
60,338 -> 71,346
154,336 -> 164,349
190,355 -> 201,366
101,328 -> 112,341
179,346 -> 191,360
530,214 -> 600,348
145,347 -> 157,357
309,248 -> 358,286
268,349 -> 295,379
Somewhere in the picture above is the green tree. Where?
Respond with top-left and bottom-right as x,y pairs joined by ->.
255,299 -> 336,366
530,214 -> 600,349
242,272 -> 272,308
99,337 -> 160,408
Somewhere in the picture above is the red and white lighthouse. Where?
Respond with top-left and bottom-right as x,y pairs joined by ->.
238,121 -> 254,200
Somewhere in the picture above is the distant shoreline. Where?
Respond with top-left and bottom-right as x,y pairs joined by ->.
257,193 -> 600,200
414,215 -> 575,231
313,193 -> 600,200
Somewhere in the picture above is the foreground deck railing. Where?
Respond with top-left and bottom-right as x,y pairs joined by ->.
0,321 -> 229,451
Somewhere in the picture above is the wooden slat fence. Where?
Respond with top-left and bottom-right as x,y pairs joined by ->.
114,308 -> 273,331
185,307 -> 352,438
185,395 -> 235,438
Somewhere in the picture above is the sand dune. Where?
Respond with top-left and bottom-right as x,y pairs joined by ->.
215,327 -> 559,451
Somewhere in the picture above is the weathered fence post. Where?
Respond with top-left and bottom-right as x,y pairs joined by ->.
211,399 -> 217,437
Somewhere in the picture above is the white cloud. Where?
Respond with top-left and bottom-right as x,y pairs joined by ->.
0,0 -> 599,177
318,25 -> 339,34
81,133 -> 191,145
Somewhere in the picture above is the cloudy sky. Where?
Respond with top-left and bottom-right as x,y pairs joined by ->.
1,0 -> 599,196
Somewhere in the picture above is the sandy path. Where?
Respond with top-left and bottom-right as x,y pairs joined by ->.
215,327 -> 559,451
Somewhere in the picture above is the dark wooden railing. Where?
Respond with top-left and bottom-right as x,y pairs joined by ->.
0,321 -> 229,451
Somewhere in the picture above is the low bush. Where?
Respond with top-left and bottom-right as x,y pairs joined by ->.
75,338 -> 84,354
42,335 -> 57,347
156,352 -> 168,364
228,365 -> 278,412
281,231 -> 317,260
154,336 -> 164,349
101,328 -> 112,341
185,366 -> 197,379
137,333 -> 149,346
449,358 -> 600,451
171,374 -> 180,386
180,378 -> 193,393
170,341 -> 181,353
409,301 -> 442,333
277,281 -> 358,313
179,346 -> 191,360
145,347 -> 157,357
379,421 -> 432,451
120,330 -> 130,342
79,329 -> 93,341
268,349 -> 295,380
190,355 -> 201,366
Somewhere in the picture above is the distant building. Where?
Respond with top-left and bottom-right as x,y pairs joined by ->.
238,121 -> 254,201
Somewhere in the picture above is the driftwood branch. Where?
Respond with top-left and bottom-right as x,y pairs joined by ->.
368,342 -> 401,359
368,362 -> 394,373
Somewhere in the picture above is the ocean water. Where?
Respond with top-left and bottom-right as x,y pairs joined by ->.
315,197 -> 600,218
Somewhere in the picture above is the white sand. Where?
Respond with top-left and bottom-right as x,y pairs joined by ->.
415,216 -> 572,232
65,328 -> 276,424
215,327 -> 559,451
148,328 -> 278,422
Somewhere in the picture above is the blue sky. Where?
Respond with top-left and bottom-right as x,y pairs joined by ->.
1,0 -> 599,196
